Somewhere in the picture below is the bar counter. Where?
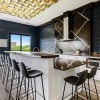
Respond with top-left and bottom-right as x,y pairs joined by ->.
5,51 -> 86,100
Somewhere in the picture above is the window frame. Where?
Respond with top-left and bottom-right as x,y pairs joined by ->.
9,33 -> 31,51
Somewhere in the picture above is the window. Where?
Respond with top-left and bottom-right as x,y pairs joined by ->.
22,36 -> 30,51
10,34 -> 30,51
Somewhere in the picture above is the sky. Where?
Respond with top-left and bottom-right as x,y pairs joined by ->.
11,34 -> 30,46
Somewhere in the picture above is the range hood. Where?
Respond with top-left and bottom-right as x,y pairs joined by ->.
58,15 -> 73,42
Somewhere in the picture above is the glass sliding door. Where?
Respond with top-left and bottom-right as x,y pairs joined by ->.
22,36 -> 30,51
11,34 -> 20,51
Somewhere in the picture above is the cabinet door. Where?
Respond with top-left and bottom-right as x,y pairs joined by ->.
55,18 -> 63,39
70,9 -> 90,55
91,6 -> 100,56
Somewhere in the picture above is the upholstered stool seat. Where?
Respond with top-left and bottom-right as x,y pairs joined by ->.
64,76 -> 78,85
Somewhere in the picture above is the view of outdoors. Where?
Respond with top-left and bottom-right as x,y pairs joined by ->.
11,34 -> 30,51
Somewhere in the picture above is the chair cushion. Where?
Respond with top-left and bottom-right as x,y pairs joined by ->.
27,70 -> 43,78
64,76 -> 78,85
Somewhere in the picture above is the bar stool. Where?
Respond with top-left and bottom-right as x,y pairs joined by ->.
0,54 -> 5,79
0,54 -> 4,79
5,57 -> 13,91
3,55 -> 10,84
78,62 -> 99,100
0,54 -> 8,84
9,59 -> 31,100
62,70 -> 88,100
19,62 -> 45,100
8,59 -> 21,100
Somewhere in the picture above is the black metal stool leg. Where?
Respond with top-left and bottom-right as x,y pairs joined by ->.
2,64 -> 6,84
93,77 -> 99,100
88,79 -> 91,100
41,75 -> 45,100
0,64 -> 3,79
31,79 -> 34,100
9,71 -> 15,100
27,78 -> 30,100
34,78 -> 36,100
5,67 -> 10,92
3,62 -> 7,84
84,83 -> 88,100
75,86 -> 78,100
16,73 -> 20,100
82,84 -> 84,93
1,65 -> 3,80
62,81 -> 66,100
0,65 -> 2,79
24,77 -> 26,93
18,76 -> 24,100
72,85 -> 73,100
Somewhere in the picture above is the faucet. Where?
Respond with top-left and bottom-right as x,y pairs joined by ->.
33,47 -> 39,52
56,48 -> 63,54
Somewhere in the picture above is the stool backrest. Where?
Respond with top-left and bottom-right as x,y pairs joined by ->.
0,54 -> 2,62
12,59 -> 20,72
88,67 -> 97,79
76,70 -> 88,86
0,54 -> 4,65
1,54 -> 5,61
0,54 -> 3,65
7,57 -> 12,67
5,55 -> 9,66
20,62 -> 29,78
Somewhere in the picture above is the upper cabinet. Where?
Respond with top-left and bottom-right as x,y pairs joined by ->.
54,4 -> 92,55
55,18 -> 63,39
70,8 -> 91,55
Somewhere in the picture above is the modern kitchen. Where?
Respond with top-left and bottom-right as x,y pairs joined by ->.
0,0 -> 100,100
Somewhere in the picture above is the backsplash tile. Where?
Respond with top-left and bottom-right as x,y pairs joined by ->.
39,23 -> 56,53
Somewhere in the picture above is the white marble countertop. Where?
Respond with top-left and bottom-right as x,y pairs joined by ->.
59,54 -> 100,59
5,51 -> 41,58
4,51 -> 100,59
5,51 -> 59,58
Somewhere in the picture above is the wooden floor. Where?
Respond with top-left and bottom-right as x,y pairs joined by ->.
0,78 -> 32,100
71,79 -> 100,100
0,79 -> 100,100
0,80 -> 9,100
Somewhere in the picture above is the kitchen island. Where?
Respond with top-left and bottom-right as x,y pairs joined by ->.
5,51 -> 86,100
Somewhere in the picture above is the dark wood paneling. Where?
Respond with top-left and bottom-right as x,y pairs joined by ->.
91,6 -> 100,54
70,9 -> 90,54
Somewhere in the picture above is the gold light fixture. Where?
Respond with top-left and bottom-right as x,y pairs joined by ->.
0,0 -> 58,19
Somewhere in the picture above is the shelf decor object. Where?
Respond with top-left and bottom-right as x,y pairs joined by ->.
0,0 -> 58,19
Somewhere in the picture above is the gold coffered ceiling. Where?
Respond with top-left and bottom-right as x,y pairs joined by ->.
0,0 -> 58,20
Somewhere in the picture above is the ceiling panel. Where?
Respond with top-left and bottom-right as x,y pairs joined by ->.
0,0 -> 97,26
